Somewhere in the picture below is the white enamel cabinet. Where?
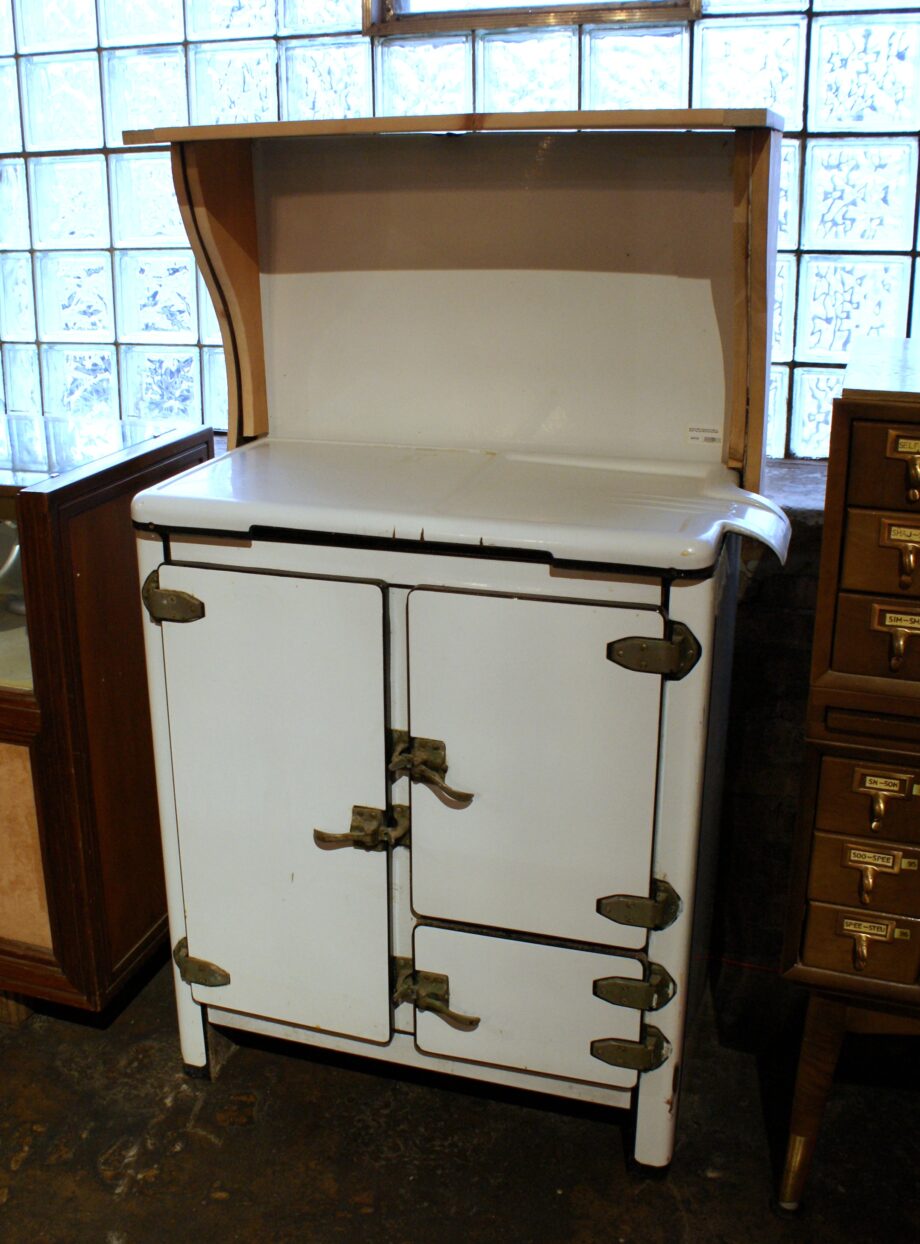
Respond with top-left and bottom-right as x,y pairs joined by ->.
129,111 -> 791,1168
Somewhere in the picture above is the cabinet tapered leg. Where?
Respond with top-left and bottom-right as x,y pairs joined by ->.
0,992 -> 32,1027
778,992 -> 847,1211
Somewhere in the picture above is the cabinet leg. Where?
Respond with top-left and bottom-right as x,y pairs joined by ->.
0,992 -> 32,1027
777,993 -> 846,1212
174,969 -> 209,1071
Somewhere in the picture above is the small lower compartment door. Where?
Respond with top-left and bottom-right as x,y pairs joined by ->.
160,564 -> 390,1042
414,926 -> 643,1089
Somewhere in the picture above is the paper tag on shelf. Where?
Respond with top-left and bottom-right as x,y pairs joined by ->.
687,424 -> 722,445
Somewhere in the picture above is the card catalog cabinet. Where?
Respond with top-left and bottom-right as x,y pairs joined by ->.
780,339 -> 920,1207
784,339 -> 920,1002
129,111 -> 790,1169
0,420 -> 212,1012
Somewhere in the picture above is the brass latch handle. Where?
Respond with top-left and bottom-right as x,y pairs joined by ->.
899,544 -> 918,590
415,990 -> 481,1031
392,957 -> 480,1031
851,933 -> 869,971
388,731 -> 474,808
314,805 -> 409,852
870,793 -> 888,833
411,763 -> 474,807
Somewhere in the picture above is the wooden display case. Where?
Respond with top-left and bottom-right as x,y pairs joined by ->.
128,110 -> 789,1170
0,419 -> 212,1011
780,338 -> 920,1208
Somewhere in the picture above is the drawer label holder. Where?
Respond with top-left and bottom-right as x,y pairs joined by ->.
837,913 -> 910,972
870,604 -> 920,671
879,519 -> 920,590
852,766 -> 915,833
843,843 -> 912,905
885,430 -> 920,504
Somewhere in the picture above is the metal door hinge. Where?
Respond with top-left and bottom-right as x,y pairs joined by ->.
389,730 -> 474,807
173,937 -> 230,988
314,804 -> 410,852
593,962 -> 676,1012
392,956 -> 480,1031
606,621 -> 701,680
597,879 -> 681,931
591,1025 -> 670,1073
142,569 -> 205,624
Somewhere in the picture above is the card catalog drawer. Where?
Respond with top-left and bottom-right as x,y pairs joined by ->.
848,422 -> 920,510
802,902 -> 920,984
808,831 -> 920,914
816,756 -> 920,842
841,510 -> 920,597
833,594 -> 920,681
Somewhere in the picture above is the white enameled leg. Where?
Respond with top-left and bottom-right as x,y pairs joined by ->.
633,558 -> 727,1167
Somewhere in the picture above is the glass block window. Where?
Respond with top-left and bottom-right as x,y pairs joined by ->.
0,1 -> 919,454
477,28 -> 579,113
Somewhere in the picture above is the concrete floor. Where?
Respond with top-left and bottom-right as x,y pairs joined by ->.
0,965 -> 917,1244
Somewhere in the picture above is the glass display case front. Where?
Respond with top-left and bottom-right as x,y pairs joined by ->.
0,413 -> 177,694
0,515 -> 28,692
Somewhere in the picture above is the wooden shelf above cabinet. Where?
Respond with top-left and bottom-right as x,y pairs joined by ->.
129,110 -> 780,496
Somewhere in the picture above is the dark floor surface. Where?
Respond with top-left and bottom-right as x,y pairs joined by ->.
1,965 -> 917,1244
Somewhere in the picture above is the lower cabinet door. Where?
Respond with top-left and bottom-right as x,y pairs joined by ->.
413,926 -> 644,1089
159,564 -> 392,1042
408,589 -> 662,949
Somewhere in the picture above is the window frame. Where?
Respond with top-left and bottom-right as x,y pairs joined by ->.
362,0 -> 700,37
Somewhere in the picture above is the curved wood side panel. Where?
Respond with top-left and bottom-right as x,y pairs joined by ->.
730,128 -> 780,493
171,140 -> 268,446
745,128 -> 781,493
729,131 -> 753,479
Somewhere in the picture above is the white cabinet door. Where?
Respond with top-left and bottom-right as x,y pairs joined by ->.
414,926 -> 643,1089
160,564 -> 391,1042
408,590 -> 662,950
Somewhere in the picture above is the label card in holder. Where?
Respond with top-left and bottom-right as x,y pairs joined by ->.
845,845 -> 902,873
871,605 -> 920,634
881,520 -> 920,547
886,430 -> 920,459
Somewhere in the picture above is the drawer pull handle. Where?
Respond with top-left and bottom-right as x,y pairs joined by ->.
857,867 -> 877,905
852,934 -> 869,971
900,545 -> 919,590
907,456 -> 920,503
889,628 -> 909,672
870,793 -> 887,833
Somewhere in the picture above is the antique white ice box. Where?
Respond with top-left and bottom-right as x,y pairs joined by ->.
129,110 -> 791,1168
